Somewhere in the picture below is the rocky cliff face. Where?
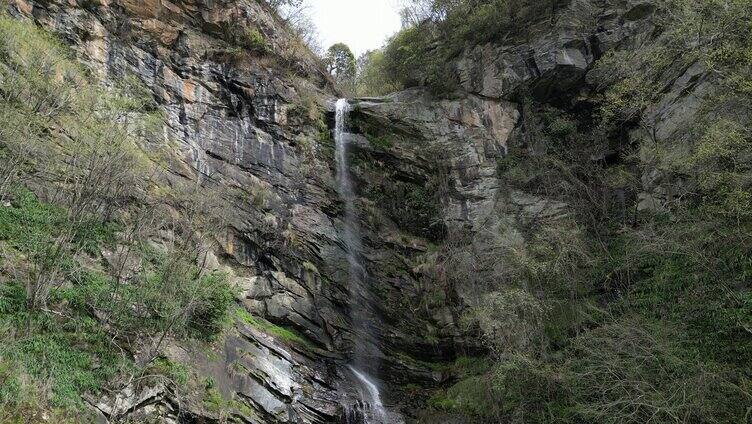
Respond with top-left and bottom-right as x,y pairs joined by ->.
340,0 -> 715,419
4,0 -> 715,422
7,0 -> 365,422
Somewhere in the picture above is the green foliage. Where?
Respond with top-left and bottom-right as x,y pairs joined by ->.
0,15 -> 237,417
0,11 -> 153,310
382,26 -> 441,91
462,289 -> 547,356
427,354 -> 562,420
0,282 -> 126,411
451,356 -> 492,377
187,273 -> 235,338
672,118 -> 752,221
599,221 -> 752,364
150,357 -> 189,386
0,15 -> 78,114
203,386 -> 227,412
585,0 -> 752,368
426,392 -> 456,411
69,256 -> 234,343
325,43 -> 356,93
563,317 -> 751,424
0,188 -> 67,251
0,356 -> 87,423
427,359 -> 484,413
0,187 -> 233,411
489,355 -> 563,420
355,50 -> 402,97
429,376 -> 492,416
0,189 -> 119,309
421,2 -> 752,422
220,24 -> 268,54
239,28 -> 267,53
235,308 -> 314,349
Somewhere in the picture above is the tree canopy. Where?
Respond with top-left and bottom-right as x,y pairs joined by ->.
325,42 -> 356,93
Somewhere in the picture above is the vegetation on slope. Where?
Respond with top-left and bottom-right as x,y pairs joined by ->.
356,0 -> 564,95
0,13 -> 236,419
363,0 -> 752,422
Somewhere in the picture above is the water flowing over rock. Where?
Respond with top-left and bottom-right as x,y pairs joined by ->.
334,99 -> 401,424
345,367 -> 388,424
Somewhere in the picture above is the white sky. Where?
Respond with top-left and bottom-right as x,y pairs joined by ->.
309,0 -> 403,57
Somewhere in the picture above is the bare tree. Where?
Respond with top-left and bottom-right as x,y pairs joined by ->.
399,0 -> 438,27
279,0 -> 323,55
139,177 -> 231,364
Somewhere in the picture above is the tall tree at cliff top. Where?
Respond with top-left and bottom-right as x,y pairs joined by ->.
325,43 -> 356,94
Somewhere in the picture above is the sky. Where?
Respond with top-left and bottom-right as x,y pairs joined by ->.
308,0 -> 404,57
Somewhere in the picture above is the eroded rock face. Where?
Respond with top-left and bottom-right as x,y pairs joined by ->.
455,0 -> 659,101
7,0 -> 483,420
353,90 -> 520,234
6,0 -> 367,421
450,0 -> 712,216
89,325 -> 346,424
633,61 -> 714,211
342,4 -> 712,416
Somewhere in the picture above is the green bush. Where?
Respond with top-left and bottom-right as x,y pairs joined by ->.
461,289 -> 547,356
68,259 -> 234,343
416,1 -> 752,422
382,26 -> 439,90
427,355 -> 563,421
240,28 -> 267,52
150,357 -> 189,386
187,273 -> 235,339
0,153 -> 233,413
221,25 -> 267,53
0,8 -> 237,419
0,188 -> 66,251
563,317 -> 751,424
490,355 -> 565,421
355,50 -> 402,97
442,376 -> 492,416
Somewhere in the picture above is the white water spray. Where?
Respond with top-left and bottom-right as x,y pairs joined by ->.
334,99 -> 397,424
348,366 -> 387,423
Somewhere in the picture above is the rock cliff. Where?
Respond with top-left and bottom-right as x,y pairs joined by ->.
3,0 -> 724,422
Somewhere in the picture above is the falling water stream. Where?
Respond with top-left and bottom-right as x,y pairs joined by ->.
334,99 -> 397,424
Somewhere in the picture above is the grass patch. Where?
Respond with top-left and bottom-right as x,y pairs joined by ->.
0,281 -> 127,410
150,357 -> 189,386
235,308 -> 314,349
0,189 -> 66,249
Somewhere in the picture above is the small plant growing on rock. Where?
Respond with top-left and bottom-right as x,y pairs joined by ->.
238,27 -> 268,53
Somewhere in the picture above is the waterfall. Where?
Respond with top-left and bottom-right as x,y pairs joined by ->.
334,98 -> 364,286
347,366 -> 387,423
334,99 -> 395,424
